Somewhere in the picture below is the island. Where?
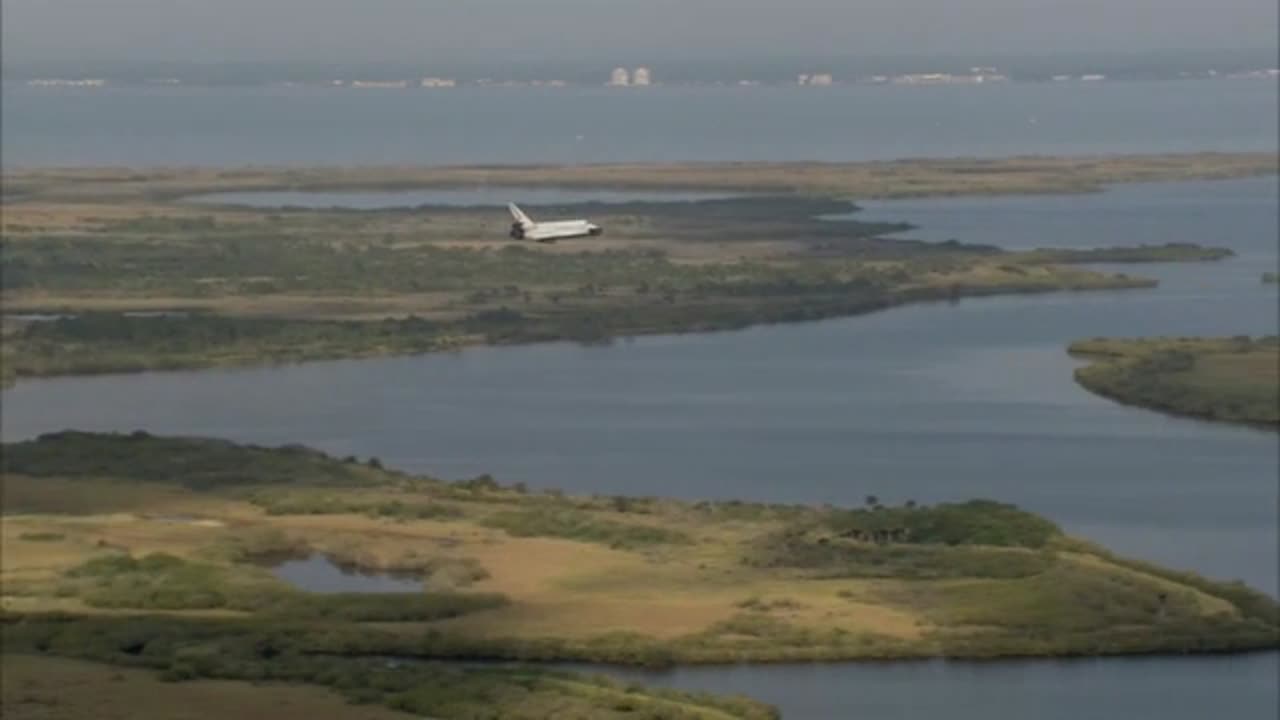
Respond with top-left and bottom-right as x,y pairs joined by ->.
3,432 -> 1276,718
1069,336 -> 1279,428
3,153 -> 1267,387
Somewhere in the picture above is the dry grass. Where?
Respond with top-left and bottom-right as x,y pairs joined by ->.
4,471 -> 1265,656
5,153 -> 1276,203
0,654 -> 414,720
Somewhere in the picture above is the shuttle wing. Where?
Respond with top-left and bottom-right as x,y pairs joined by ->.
508,203 -> 534,228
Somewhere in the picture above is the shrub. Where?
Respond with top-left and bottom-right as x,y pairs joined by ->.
482,508 -> 690,549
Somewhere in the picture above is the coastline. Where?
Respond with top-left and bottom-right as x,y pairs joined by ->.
1069,337 -> 1280,430
3,432 -> 1277,669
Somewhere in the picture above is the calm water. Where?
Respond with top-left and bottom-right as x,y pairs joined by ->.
269,554 -> 422,594
3,80 -> 1276,167
576,654 -> 1279,720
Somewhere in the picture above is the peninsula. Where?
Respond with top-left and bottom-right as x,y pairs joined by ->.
3,153 -> 1268,387
3,434 -> 1276,678
1070,337 -> 1280,428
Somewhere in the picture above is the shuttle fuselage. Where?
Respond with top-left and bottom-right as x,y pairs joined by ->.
508,203 -> 602,243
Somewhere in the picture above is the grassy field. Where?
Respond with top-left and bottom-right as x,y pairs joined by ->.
1,158 -> 1248,386
1070,337 -> 1280,428
3,432 -> 1275,670
4,152 -> 1274,203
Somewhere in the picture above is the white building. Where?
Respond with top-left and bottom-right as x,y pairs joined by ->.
633,67 -> 652,86
420,77 -> 457,88
351,80 -> 409,88
798,73 -> 833,86
609,67 -> 630,86
27,78 -> 106,87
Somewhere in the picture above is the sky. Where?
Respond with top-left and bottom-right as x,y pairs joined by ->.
4,0 -> 1277,64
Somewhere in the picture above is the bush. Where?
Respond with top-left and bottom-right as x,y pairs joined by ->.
3,432 -> 382,490
482,508 -> 691,549
822,499 -> 1062,549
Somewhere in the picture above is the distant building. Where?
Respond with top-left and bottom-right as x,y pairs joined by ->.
1080,74 -> 1107,82
420,77 -> 457,88
892,71 -> 1005,85
351,80 -> 409,88
609,67 -> 630,86
1230,68 -> 1280,79
893,73 -> 951,85
798,73 -> 833,86
633,67 -> 652,86
27,78 -> 106,87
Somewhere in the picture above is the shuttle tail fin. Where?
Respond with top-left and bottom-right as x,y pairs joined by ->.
508,203 -> 534,228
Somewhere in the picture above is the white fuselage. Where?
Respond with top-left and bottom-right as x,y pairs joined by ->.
508,203 -> 602,243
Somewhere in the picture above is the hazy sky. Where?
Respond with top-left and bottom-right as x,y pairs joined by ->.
4,0 -> 1277,64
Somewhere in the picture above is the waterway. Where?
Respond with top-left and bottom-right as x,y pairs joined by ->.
2,177 -> 1276,718
4,80 -> 1275,167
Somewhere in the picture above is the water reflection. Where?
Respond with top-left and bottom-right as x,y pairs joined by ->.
269,554 -> 423,594
567,653 -> 1280,720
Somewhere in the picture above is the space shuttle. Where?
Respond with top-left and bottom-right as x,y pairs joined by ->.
508,203 -> 603,243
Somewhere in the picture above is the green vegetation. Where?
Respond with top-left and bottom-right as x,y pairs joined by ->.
1070,336 -> 1279,428
6,153 -> 1274,203
3,432 -> 1276,668
2,618 -> 777,720
749,534 -> 1056,580
1264,272 -> 1278,284
64,552 -> 508,621
746,500 -> 1064,579
249,490 -> 464,521
0,170 -> 1234,385
1022,243 -> 1234,264
824,499 -> 1062,548
4,314 -> 463,381
1,430 -> 386,489
1,654 -> 420,720
482,507 -> 692,550
17,532 -> 66,542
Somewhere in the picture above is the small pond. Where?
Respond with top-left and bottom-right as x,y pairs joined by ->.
269,554 -> 423,594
